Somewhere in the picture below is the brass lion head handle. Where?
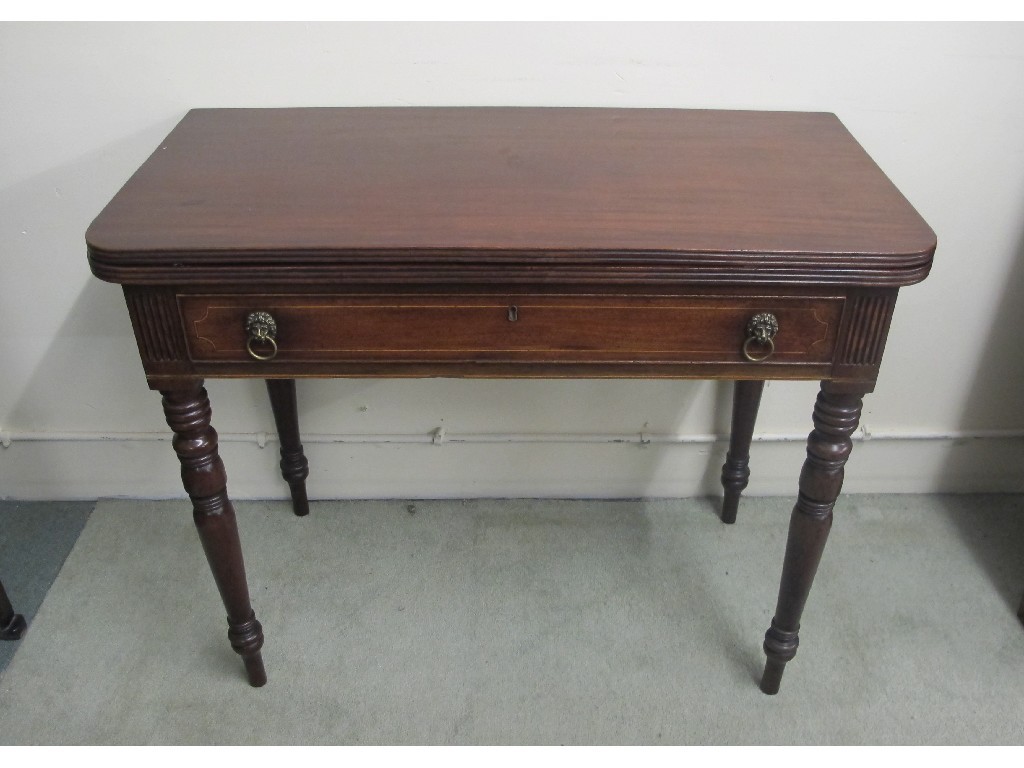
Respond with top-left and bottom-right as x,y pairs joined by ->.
742,312 -> 778,362
245,311 -> 278,361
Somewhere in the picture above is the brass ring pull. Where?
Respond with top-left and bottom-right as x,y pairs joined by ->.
246,334 -> 278,361
245,311 -> 279,361
742,312 -> 779,363
742,335 -> 775,362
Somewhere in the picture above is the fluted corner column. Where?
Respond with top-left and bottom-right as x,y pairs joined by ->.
161,383 -> 267,687
759,381 -> 865,695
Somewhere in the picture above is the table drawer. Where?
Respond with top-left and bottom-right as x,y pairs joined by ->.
178,294 -> 843,366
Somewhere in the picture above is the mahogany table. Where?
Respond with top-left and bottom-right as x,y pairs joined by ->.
86,107 -> 935,694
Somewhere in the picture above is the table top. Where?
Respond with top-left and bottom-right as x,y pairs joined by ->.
87,107 -> 935,287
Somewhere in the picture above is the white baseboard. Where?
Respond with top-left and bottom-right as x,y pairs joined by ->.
1,430 -> 1022,500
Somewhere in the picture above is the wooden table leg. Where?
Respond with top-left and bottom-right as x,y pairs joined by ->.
265,379 -> 310,517
0,577 -> 27,641
162,383 -> 267,687
720,379 -> 765,524
759,381 -> 865,695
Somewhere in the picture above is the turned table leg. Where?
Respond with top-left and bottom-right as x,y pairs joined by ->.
265,379 -> 310,517
760,382 -> 865,695
162,384 -> 267,687
0,577 -> 27,641
720,379 -> 765,524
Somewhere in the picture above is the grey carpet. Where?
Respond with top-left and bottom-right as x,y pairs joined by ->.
0,495 -> 1022,744
0,501 -> 93,674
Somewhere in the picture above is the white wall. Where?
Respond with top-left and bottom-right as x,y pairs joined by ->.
2,21 -> 1023,500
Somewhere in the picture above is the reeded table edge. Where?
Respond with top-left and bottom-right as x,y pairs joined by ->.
87,245 -> 936,288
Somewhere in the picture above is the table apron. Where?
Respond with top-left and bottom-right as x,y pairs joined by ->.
122,287 -> 897,390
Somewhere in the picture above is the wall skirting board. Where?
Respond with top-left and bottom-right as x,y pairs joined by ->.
1,429 -> 1022,500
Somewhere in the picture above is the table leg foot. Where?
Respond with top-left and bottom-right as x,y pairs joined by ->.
0,614 -> 27,641
759,620 -> 799,694
266,379 -> 310,517
720,380 -> 764,524
242,653 -> 268,687
0,578 -> 26,640
163,384 -> 267,686
759,382 -> 864,694
230,612 -> 268,687
759,658 -> 787,695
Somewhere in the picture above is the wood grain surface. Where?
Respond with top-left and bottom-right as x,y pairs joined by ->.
87,108 -> 936,287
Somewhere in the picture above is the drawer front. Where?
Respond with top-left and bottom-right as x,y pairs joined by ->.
178,294 -> 843,366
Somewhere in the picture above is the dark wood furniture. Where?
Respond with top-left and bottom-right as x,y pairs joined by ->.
0,577 -> 27,641
86,108 -> 935,694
